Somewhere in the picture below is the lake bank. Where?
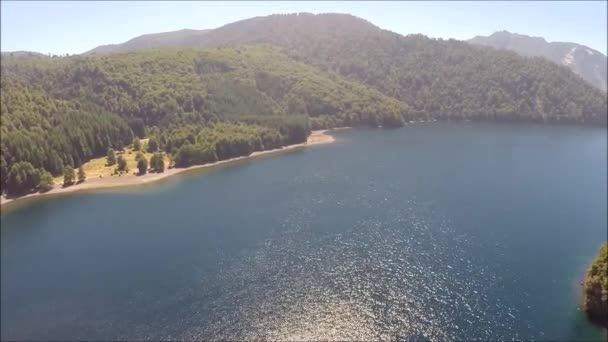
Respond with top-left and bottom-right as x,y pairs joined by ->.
0,129 -> 338,212
580,243 -> 608,330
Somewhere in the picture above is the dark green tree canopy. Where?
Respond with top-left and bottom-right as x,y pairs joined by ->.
77,165 -> 86,183
147,137 -> 159,153
5,162 -> 40,196
38,169 -> 54,193
63,166 -> 75,187
137,156 -> 148,175
116,155 -> 128,172
107,148 -> 117,166
149,152 -> 165,173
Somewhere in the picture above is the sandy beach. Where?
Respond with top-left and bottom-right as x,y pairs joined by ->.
0,129 -> 339,211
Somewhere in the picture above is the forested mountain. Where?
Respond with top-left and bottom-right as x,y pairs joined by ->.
85,13 -> 607,124
2,13 -> 607,197
468,31 -> 608,91
0,45 -> 408,194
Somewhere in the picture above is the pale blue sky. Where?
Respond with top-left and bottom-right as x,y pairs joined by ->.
2,1 -> 607,55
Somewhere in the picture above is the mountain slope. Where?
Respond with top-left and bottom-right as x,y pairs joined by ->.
468,31 -> 607,91
3,13 -> 607,197
84,13 -> 608,125
1,45 -> 409,185
3,45 -> 408,129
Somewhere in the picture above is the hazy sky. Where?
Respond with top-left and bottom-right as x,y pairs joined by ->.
2,1 -> 607,55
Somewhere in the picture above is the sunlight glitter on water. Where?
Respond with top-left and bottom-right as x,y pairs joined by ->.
177,192 -> 520,341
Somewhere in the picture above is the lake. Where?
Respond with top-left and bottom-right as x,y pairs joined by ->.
1,122 -> 606,341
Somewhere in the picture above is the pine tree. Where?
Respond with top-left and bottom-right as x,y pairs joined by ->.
63,166 -> 75,187
38,169 -> 55,192
150,152 -> 165,173
137,155 -> 148,175
107,148 -> 116,166
77,165 -> 86,183
116,155 -> 128,172
147,137 -> 159,152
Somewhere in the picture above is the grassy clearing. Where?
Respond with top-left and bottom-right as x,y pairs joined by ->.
53,139 -> 171,184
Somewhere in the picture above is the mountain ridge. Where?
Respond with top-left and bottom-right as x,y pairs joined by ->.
86,29 -> 211,55
82,15 -> 607,93
156,13 -> 606,123
84,13 -> 380,55
81,13 -> 603,121
468,30 -> 607,91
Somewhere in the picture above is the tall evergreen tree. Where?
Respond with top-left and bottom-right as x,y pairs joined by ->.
150,152 -> 165,173
63,166 -> 75,187
107,148 -> 117,166
77,165 -> 86,183
137,155 -> 148,175
116,155 -> 128,172
5,162 -> 40,196
38,169 -> 54,193
147,137 -> 159,152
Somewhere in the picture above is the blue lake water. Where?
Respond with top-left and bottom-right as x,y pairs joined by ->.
1,122 -> 606,340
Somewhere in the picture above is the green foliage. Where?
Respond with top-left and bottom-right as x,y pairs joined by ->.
116,155 -> 128,172
0,107 -> 131,176
106,148 -> 117,166
147,137 -> 159,152
187,13 -> 606,125
583,243 -> 608,327
169,121 -> 311,168
174,142 -> 218,168
133,137 -> 141,151
149,152 -> 165,173
0,44 -> 410,187
63,166 -> 75,187
1,45 -> 407,134
136,155 -> 148,175
38,169 -> 54,193
0,155 -> 7,193
77,165 -> 86,183
5,162 -> 40,196
129,118 -> 145,138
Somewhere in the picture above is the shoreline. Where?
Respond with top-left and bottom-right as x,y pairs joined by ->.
0,129 -> 340,213
578,244 -> 608,332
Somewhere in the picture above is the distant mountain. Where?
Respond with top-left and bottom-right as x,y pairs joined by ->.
468,31 -> 607,91
86,29 -> 210,55
1,51 -> 48,58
